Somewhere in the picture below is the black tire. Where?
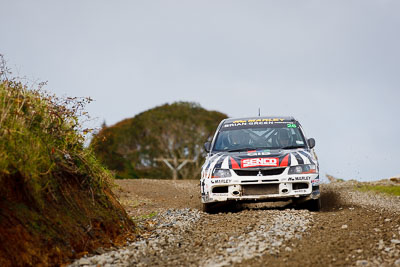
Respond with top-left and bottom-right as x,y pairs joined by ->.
306,198 -> 321,212
202,203 -> 216,213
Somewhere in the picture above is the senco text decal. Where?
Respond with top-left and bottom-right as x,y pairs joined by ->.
241,158 -> 279,168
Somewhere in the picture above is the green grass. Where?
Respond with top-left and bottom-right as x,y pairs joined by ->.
0,55 -> 137,266
132,211 -> 158,221
0,54 -> 112,204
356,184 -> 400,197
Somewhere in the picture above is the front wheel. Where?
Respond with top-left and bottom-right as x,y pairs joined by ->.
306,198 -> 321,212
202,203 -> 216,213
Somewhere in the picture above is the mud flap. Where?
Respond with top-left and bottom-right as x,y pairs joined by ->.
311,185 -> 320,199
294,196 -> 321,211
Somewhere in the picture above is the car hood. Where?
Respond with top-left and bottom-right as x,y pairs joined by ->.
204,149 -> 316,172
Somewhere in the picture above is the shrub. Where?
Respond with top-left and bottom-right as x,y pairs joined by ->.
0,54 -> 111,204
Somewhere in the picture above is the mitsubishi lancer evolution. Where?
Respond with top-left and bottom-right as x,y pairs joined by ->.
201,116 -> 320,213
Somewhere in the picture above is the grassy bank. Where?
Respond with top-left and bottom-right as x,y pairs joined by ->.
0,56 -> 135,266
356,184 -> 400,197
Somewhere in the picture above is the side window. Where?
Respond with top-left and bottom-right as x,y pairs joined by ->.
292,128 -> 305,145
213,132 -> 224,150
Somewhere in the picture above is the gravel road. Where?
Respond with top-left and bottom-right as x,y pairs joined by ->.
70,179 -> 400,266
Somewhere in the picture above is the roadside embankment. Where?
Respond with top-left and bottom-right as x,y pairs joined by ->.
0,61 -> 136,266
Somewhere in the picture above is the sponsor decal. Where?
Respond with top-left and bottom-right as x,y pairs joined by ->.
213,193 -> 228,196
211,179 -> 232,184
241,157 -> 279,168
247,150 -> 271,156
248,121 -> 274,126
311,178 -> 320,185
294,189 -> 307,193
223,123 -> 247,128
233,118 -> 285,123
288,176 -> 311,181
223,118 -> 287,128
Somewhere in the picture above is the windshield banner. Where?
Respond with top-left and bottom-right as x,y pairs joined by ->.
221,118 -> 296,131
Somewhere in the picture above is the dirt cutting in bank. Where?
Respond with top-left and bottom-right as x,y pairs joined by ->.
71,179 -> 400,266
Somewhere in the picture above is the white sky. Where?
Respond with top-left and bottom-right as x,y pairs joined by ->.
1,0 -> 399,181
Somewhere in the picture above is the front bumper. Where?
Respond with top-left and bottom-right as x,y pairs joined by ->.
201,174 -> 320,204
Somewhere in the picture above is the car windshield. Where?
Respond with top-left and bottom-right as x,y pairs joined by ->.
213,125 -> 306,152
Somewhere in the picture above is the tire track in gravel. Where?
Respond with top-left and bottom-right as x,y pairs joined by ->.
70,208 -> 313,266
201,209 -> 312,267
70,179 -> 400,266
241,184 -> 400,266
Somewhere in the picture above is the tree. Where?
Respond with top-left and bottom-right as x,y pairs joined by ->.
91,102 -> 227,179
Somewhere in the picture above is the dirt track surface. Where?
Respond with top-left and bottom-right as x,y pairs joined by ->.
71,179 -> 400,266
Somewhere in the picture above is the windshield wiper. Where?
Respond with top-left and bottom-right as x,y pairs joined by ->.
280,145 -> 305,150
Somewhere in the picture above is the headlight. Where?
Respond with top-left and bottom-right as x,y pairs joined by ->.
288,164 -> 317,174
212,169 -> 232,178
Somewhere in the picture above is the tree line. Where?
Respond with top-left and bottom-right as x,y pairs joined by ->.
91,102 -> 227,179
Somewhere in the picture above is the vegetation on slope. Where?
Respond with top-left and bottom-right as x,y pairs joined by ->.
0,55 -> 135,266
91,102 -> 227,179
356,184 -> 400,197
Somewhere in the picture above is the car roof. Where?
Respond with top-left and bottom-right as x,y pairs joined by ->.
223,116 -> 296,123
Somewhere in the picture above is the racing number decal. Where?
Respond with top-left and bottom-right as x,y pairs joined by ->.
287,123 -> 297,128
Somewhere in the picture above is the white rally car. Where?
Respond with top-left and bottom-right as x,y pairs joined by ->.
201,116 -> 320,213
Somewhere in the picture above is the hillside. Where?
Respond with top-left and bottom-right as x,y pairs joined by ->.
91,102 -> 227,179
0,57 -> 135,266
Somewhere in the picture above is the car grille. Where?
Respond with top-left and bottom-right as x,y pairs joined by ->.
234,168 -> 285,176
292,183 -> 308,190
242,184 -> 279,196
212,186 -> 228,193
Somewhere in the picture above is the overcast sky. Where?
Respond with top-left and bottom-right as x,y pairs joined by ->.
1,0 -> 399,181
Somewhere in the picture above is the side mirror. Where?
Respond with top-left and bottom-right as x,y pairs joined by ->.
307,138 -> 316,149
204,141 -> 211,153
